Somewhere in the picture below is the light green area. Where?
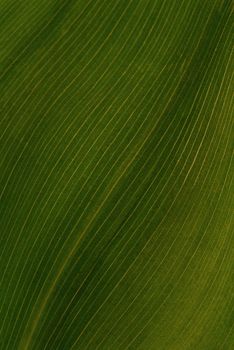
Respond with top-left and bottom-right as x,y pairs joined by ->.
0,0 -> 233,349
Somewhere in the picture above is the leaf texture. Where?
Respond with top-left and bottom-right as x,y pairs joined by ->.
0,0 -> 233,349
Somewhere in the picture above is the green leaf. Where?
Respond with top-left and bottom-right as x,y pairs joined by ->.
0,1 -> 233,349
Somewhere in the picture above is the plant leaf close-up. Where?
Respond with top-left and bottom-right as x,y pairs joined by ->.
0,0 -> 233,349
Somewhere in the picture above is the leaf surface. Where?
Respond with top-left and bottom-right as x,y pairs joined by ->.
0,1 -> 233,349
